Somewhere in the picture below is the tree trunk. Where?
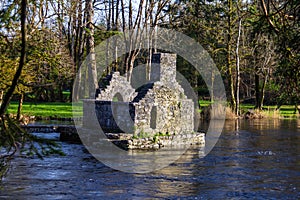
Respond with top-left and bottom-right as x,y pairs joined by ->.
107,0 -> 111,30
128,0 -> 132,29
146,27 -> 156,81
59,85 -> 64,102
50,87 -> 55,102
112,0 -> 118,72
115,0 -> 119,30
255,73 -> 261,110
121,0 -> 126,31
228,52 -> 236,111
227,0 -> 236,112
86,0 -> 98,98
17,93 -> 24,120
73,68 -> 82,101
127,55 -> 135,83
0,90 -> 3,107
0,0 -> 27,116
74,10 -> 84,102
235,18 -> 242,116
259,75 -> 268,109
113,0 -> 120,72
211,70 -> 214,103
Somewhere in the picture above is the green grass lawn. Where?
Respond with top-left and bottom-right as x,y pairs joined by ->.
7,100 -> 298,119
8,101 -> 82,118
238,104 -> 297,118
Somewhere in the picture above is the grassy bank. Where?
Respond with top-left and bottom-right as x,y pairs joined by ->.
7,100 -> 298,119
8,101 -> 82,119
199,100 -> 299,119
240,104 -> 298,118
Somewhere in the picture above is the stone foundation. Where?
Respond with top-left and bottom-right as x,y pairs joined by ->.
126,132 -> 205,150
77,127 -> 205,150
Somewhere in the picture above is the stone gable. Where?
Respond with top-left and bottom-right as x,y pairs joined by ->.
84,53 -> 195,136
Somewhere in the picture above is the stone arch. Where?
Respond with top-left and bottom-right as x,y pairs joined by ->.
113,92 -> 124,102
96,72 -> 137,102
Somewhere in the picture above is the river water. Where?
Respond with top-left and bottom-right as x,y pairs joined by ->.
0,119 -> 299,199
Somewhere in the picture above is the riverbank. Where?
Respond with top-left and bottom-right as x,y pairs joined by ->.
199,100 -> 299,119
7,102 -> 82,123
8,101 -> 299,121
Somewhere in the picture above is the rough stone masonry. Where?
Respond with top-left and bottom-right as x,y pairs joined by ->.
83,53 -> 195,137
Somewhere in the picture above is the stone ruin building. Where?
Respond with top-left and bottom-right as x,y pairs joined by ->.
83,53 -> 195,136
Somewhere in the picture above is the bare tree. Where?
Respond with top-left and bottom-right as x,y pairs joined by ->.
86,0 -> 98,98
119,0 -> 171,82
251,34 -> 276,110
235,18 -> 242,116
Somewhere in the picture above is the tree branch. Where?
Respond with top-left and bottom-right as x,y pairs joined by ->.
260,0 -> 280,33
0,0 -> 27,116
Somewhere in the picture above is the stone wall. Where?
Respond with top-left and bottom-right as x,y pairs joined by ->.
83,100 -> 135,133
127,132 -> 205,150
83,99 -> 100,128
151,53 -> 185,95
96,72 -> 137,102
133,82 -> 194,136
179,99 -> 194,133
75,127 -> 205,150
151,53 -> 177,85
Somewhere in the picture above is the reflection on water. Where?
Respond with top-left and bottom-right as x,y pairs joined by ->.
0,119 -> 299,199
79,127 -> 202,173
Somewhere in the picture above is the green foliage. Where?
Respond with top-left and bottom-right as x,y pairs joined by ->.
25,29 -> 75,102
0,26 -> 74,102
275,52 -> 300,104
152,135 -> 158,143
169,0 -> 300,112
155,132 -> 171,137
199,100 -> 212,107
152,132 -> 171,143
133,130 -> 150,139
94,29 -> 121,46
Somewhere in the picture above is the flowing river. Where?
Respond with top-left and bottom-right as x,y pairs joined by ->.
0,119 -> 299,199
